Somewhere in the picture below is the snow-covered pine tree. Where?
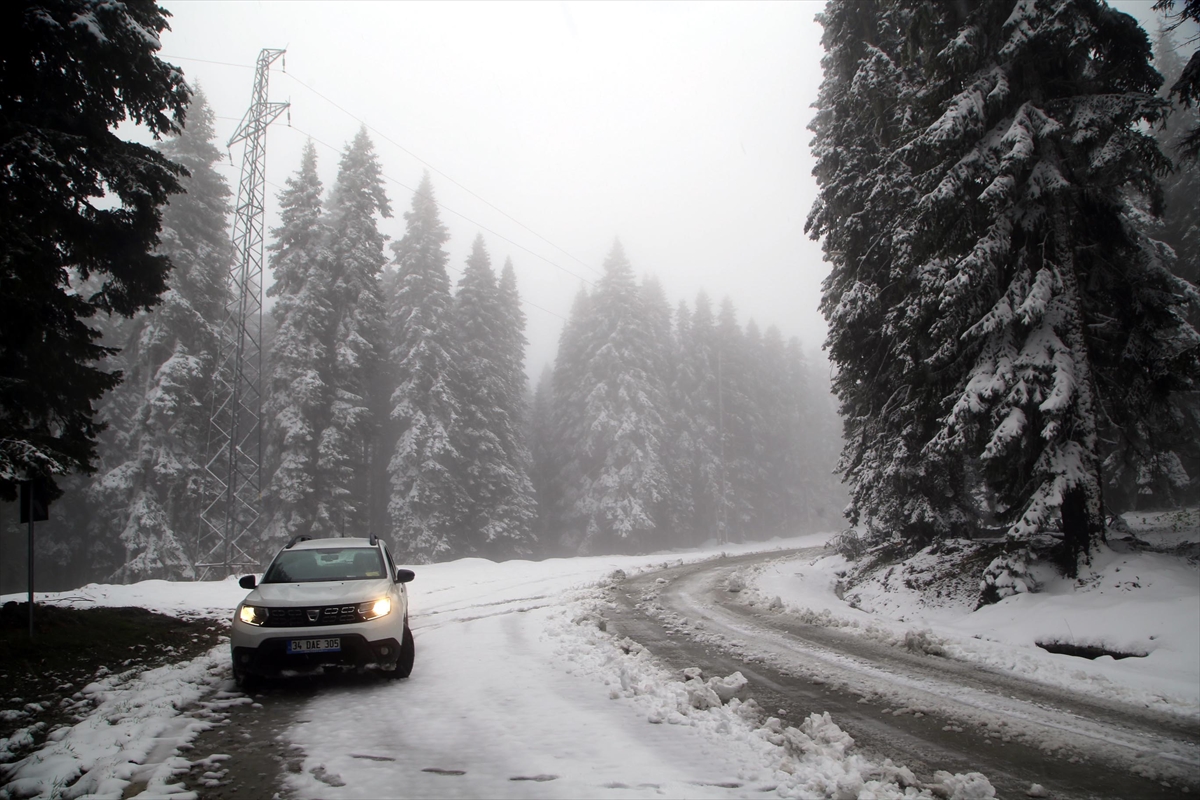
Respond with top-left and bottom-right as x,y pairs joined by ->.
527,366 -> 558,544
807,0 -> 968,555
1,0 -> 189,500
560,241 -> 671,554
90,88 -> 231,580
1103,25 -> 1200,511
322,127 -> 391,538
494,257 -> 539,549
664,300 -> 698,545
261,140 -> 333,551
548,286 -> 598,550
1154,0 -> 1200,160
715,298 -> 760,540
754,325 -> 794,537
810,0 -> 1200,586
386,173 -> 468,562
676,293 -> 724,544
452,237 -> 536,557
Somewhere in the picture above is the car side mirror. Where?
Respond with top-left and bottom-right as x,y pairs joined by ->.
239,574 -> 257,589
396,568 -> 415,584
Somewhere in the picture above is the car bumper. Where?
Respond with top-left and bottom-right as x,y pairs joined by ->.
232,633 -> 402,677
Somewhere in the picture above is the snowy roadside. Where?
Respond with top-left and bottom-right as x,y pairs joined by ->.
736,530 -> 1200,722
0,643 -> 245,800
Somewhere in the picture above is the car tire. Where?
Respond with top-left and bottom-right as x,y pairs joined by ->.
233,664 -> 258,693
395,624 -> 415,679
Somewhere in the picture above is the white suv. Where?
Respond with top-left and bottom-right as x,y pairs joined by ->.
230,535 -> 414,686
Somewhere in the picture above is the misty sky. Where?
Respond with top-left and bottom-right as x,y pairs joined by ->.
155,0 -> 1182,380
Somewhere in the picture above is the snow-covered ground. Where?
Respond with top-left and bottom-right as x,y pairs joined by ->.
4,525 -> 1195,799
741,528 -> 1200,722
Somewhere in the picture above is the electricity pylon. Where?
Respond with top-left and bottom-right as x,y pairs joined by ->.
197,48 -> 289,579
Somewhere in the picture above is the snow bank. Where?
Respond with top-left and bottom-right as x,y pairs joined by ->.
747,540 -> 1200,720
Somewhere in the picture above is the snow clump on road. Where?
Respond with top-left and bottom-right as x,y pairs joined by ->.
553,598 -> 994,799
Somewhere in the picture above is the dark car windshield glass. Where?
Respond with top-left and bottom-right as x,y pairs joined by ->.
263,547 -> 386,583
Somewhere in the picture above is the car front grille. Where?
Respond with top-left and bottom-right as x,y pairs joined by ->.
261,605 -> 360,627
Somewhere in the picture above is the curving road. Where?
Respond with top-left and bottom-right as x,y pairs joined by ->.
605,549 -> 1200,800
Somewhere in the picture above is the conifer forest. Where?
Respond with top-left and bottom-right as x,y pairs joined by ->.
2,0 -> 1198,596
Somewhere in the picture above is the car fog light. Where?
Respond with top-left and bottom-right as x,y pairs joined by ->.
381,646 -> 390,655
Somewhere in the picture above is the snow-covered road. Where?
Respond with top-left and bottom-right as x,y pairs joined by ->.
3,530 -> 1196,799
611,551 -> 1200,799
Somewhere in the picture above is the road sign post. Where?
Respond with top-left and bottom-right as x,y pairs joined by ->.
19,478 -> 50,638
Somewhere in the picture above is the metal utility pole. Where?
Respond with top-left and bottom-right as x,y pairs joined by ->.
197,48 -> 289,579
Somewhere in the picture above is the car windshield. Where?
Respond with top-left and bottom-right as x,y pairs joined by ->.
262,547 -> 386,583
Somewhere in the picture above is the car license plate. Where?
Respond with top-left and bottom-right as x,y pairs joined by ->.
287,637 -> 340,654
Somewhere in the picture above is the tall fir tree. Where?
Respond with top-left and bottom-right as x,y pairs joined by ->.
555,242 -> 670,553
528,365 -> 558,545
261,140 -> 334,551
547,286 -> 597,549
715,298 -> 760,540
386,173 -> 467,562
452,237 -> 536,556
809,0 -> 1199,587
322,127 -> 391,537
1,0 -> 189,499
89,88 -> 231,580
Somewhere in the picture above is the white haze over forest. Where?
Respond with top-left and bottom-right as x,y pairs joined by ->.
151,1 -> 1184,380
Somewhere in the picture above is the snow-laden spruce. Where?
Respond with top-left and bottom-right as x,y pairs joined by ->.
452,237 -> 537,556
90,89 -> 232,581
385,173 -> 470,562
808,0 -> 1200,590
321,128 -> 392,539
261,141 -> 335,553
551,242 -> 672,554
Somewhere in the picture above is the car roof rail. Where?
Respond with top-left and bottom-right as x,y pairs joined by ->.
285,534 -> 313,549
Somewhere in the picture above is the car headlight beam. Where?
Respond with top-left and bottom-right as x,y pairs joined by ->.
239,604 -> 266,626
359,597 -> 391,620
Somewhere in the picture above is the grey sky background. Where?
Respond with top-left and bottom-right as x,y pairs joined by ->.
155,0 -> 1185,382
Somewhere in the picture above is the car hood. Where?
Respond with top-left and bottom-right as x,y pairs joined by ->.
245,578 -> 393,607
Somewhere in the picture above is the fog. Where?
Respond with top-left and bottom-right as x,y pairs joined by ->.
158,0 -> 828,379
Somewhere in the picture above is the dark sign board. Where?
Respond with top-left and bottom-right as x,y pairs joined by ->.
20,478 -> 50,523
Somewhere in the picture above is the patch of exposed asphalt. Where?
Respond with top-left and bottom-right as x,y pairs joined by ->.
605,549 -> 1199,800
174,672 -> 385,799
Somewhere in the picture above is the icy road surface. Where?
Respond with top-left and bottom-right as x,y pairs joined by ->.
608,550 -> 1200,799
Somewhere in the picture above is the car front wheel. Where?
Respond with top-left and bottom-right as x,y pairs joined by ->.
394,624 -> 415,679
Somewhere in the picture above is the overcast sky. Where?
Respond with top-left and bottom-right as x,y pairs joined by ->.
156,0 -> 1184,380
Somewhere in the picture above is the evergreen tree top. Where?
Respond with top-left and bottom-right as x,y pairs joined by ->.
330,126 -> 391,220
267,139 -> 325,300
393,171 -> 450,283
158,86 -> 222,175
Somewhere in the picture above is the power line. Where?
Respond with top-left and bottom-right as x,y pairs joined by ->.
163,54 -> 253,70
287,125 -> 569,322
281,71 -> 603,279
164,52 -> 585,317
288,123 -> 591,297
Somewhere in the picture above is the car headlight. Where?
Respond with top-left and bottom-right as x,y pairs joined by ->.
358,597 -> 391,620
239,604 -> 267,626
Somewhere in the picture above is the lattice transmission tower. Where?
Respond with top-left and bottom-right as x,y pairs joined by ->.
197,48 -> 289,579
